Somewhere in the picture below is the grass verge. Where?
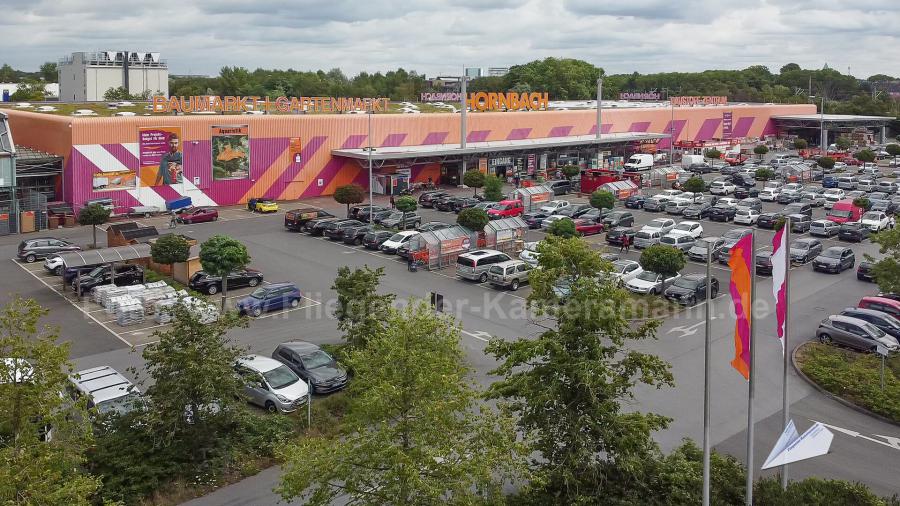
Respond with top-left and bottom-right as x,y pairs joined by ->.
796,342 -> 900,423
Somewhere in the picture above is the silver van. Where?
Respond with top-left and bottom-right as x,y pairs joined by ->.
633,230 -> 661,249
809,219 -> 840,237
660,233 -> 695,252
456,249 -> 511,282
488,259 -> 532,290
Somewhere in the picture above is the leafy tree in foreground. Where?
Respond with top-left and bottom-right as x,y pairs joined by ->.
0,297 -> 100,505
394,195 -> 417,213
462,169 -> 485,196
78,202 -> 111,249
753,144 -> 769,159
589,189 -> 615,210
332,266 -> 395,351
640,244 -> 686,291
817,156 -> 836,170
683,176 -> 707,195
333,183 -> 366,216
486,236 -> 673,503
868,228 -> 900,293
483,174 -> 504,202
561,164 -> 580,181
856,148 -> 876,164
199,235 -> 251,310
547,217 -> 577,238
150,233 -> 191,271
279,302 -> 526,505
792,138 -> 808,150
456,207 -> 489,232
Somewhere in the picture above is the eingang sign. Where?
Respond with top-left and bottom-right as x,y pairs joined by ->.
152,95 -> 391,114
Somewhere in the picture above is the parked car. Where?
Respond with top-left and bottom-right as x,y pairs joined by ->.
308,217 -> 346,236
682,202 -> 712,219
759,188 -> 780,202
379,231 -> 419,254
43,255 -> 65,275
380,212 -> 422,230
641,218 -> 676,235
72,265 -> 144,295
576,207 -> 609,223
68,366 -> 141,416
816,315 -> 899,353
178,207 -> 219,224
573,219 -> 604,236
787,214 -> 812,233
625,195 -> 646,209
836,176 -> 858,190
348,204 -> 386,220
356,206 -> 390,223
547,180 -> 572,195
813,247 -> 856,273
660,233 -> 695,252
519,241 -> 541,266
456,250 -> 511,283
625,271 -> 681,295
688,236 -> 725,262
642,196 -> 670,212
417,191 -> 450,208
665,200 -> 690,215
18,238 -> 80,263
733,208 -> 760,225
857,261 -> 876,282
540,215 -> 569,230
235,355 -> 309,412
417,221 -> 453,233
434,196 -> 463,212
859,296 -> 900,319
709,181 -> 736,195
838,222 -> 870,242
362,230 -> 394,250
342,224 -> 374,245
236,283 -> 303,317
323,219 -> 366,240
783,202 -> 813,217
284,207 -> 334,232
860,211 -> 891,232
602,211 -> 635,228
738,198 -> 763,212
790,238 -> 823,263
671,220 -> 703,238
271,341 -> 348,394
608,260 -> 644,285
189,269 -> 263,295
523,211 -> 551,228
756,212 -> 783,230
633,230 -> 662,249
733,186 -> 759,199
539,200 -> 571,214
755,249 -> 775,275
664,274 -> 719,305
251,198 -> 279,213
839,307 -> 900,342
606,227 -> 637,246
708,203 -> 737,222
488,259 -> 532,290
556,203 -> 593,218
809,219 -> 840,238
876,181 -> 898,194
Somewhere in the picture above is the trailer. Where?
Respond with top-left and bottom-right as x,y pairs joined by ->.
128,206 -> 162,218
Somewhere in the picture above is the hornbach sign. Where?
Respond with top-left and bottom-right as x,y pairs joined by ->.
152,96 -> 391,114
467,92 -> 549,112
671,96 -> 728,106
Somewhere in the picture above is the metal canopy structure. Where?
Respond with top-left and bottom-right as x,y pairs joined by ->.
14,145 -> 64,178
332,132 -> 668,168
771,114 -> 893,130
58,244 -> 151,267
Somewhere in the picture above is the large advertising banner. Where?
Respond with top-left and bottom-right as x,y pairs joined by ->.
92,168 -> 137,192
211,125 -> 251,180
139,126 -> 183,187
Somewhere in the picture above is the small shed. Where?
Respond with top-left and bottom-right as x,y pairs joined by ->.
483,217 -> 528,256
649,166 -> 683,187
408,226 -> 477,270
108,222 -> 159,247
599,180 -> 640,200
511,185 -> 553,211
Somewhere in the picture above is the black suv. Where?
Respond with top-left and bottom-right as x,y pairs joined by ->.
284,208 -> 334,232
323,219 -> 366,240
309,217 -> 350,236
547,180 -> 572,195
18,238 -> 80,263
362,230 -> 393,250
663,274 -> 719,305
606,227 -> 637,246
418,191 -> 450,208
602,211 -> 635,228
72,265 -> 144,295
756,212 -> 783,229
342,224 -> 374,245
708,203 -> 737,222
348,205 -> 387,220
380,212 -> 422,230
189,269 -> 264,295
838,222 -> 870,242
272,341 -> 349,394
624,195 -> 646,209
357,206 -> 391,223
451,197 -> 482,213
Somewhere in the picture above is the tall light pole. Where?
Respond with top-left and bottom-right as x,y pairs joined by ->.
667,88 -> 675,164
460,71 -> 468,182
595,77 -> 603,140
820,95 -> 826,151
367,109 -> 373,221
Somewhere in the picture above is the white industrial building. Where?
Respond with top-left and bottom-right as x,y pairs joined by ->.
58,51 -> 168,102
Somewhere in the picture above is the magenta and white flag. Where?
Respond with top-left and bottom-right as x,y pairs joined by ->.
772,226 -> 788,352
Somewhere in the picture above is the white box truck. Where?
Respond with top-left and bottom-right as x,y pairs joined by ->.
681,154 -> 705,167
623,153 -> 654,171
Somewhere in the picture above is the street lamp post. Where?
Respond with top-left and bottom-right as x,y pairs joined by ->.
820,95 -> 826,151
367,110 -> 373,221
596,77 -> 603,141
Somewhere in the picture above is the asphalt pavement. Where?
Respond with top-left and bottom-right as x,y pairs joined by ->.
1,180 -> 898,504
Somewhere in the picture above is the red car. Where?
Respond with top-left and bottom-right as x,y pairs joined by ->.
487,200 -> 524,219
574,219 -> 604,236
178,207 -> 219,224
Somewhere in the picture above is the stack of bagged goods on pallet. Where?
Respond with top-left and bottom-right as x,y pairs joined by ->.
116,299 -> 145,326
134,281 -> 180,314
154,296 -> 218,324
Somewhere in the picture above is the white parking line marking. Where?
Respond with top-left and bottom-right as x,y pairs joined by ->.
118,323 -> 171,335
461,329 -> 492,342
252,298 -> 321,319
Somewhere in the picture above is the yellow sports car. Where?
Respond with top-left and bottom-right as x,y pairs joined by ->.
253,198 -> 279,213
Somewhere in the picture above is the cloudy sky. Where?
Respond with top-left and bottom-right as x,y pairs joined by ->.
3,0 -> 899,78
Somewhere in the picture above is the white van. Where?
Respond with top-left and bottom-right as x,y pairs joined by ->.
624,153 -> 654,171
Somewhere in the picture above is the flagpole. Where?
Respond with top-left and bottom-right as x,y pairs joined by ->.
745,232 -> 757,506
702,246 -> 712,506
781,218 -> 791,489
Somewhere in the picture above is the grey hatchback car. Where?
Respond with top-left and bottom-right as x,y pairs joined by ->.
816,315 -> 900,353
18,237 -> 81,263
272,341 -> 348,394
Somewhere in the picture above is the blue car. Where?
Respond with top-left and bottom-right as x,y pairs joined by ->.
236,283 -> 303,317
822,176 -> 838,188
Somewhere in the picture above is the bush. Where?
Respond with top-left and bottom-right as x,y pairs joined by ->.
639,244 -> 685,290
561,164 -> 580,180
853,197 -> 871,211
836,137 -> 852,151
151,233 -> 190,266
457,208 -> 489,231
755,475 -> 893,506
793,138 -> 808,150
483,174 -> 504,201
753,145 -> 769,157
682,176 -> 707,195
547,218 -> 577,238
394,195 -> 417,213
755,167 -> 775,181
704,148 -> 722,161
817,156 -> 836,170
589,189 -> 615,210
856,149 -> 876,164
462,170 -> 485,196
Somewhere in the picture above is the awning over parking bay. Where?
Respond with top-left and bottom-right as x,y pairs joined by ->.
58,244 -> 151,267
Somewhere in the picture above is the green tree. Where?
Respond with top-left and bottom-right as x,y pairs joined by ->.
853,197 -> 871,210
868,228 -> 900,293
753,144 -> 769,159
0,297 -> 100,505
333,183 -> 366,216
39,62 -> 57,82
10,80 -> 46,101
780,63 -> 801,74
792,138 -> 808,150
755,167 -> 775,181
78,203 -> 111,249
486,236 -> 673,503
817,156 -> 836,170
589,189 -> 615,210
332,266 -> 394,350
885,144 -> 900,166
704,148 -> 722,163
462,169 -> 485,196
561,164 -> 580,181
483,173 -> 504,201
639,244 -> 686,292
102,86 -> 136,101
150,233 -> 190,271
547,217 -> 577,238
856,149 -> 876,164
683,176 -> 707,195
835,137 -> 852,151
394,195 -> 417,213
456,207 -> 489,231
199,235 -> 251,311
279,303 -> 526,505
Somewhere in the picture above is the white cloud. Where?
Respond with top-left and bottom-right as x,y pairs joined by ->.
2,0 -> 899,79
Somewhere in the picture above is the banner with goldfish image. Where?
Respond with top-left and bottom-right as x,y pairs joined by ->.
211,125 -> 250,180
